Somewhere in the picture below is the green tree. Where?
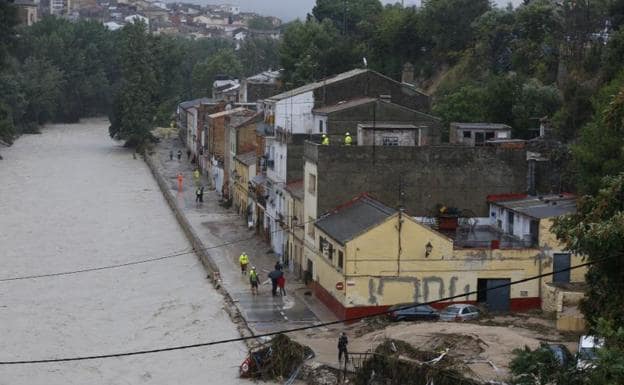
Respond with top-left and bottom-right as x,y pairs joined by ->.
553,173 -> 624,328
420,0 -> 491,61
572,74 -> 624,194
108,22 -> 158,147
368,5 -> 429,80
432,82 -> 488,128
473,8 -> 515,73
312,0 -> 382,37
280,19 -> 359,88
0,0 -> 18,65
511,0 -> 562,82
512,78 -> 561,138
191,49 -> 242,98
237,37 -> 280,77
18,56 -> 64,125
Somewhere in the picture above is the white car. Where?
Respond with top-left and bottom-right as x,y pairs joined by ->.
577,335 -> 604,369
439,304 -> 480,321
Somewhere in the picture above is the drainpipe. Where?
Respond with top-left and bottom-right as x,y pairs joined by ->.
398,208 -> 404,275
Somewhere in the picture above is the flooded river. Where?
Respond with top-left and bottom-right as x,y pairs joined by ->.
0,119 -> 250,384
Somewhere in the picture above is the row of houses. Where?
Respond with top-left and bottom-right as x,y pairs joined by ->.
177,66 -> 585,326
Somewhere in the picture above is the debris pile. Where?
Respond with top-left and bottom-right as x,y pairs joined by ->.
240,334 -> 314,381
354,339 -> 482,385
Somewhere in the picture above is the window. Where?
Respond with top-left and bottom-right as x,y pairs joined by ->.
463,131 -> 472,138
338,251 -> 344,270
319,236 -> 325,252
382,136 -> 399,146
485,132 -> 495,141
308,173 -> 316,195
319,120 -> 324,133
507,211 -> 514,235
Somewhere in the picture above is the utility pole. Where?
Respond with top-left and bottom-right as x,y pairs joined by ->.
397,176 -> 407,275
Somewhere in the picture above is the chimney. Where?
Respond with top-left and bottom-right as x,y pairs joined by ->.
402,62 -> 415,85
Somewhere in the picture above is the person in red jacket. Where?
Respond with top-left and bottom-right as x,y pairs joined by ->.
277,274 -> 286,296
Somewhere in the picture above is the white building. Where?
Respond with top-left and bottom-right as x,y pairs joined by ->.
50,0 -> 70,15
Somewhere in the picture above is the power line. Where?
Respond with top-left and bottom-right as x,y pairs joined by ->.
0,258 -> 603,365
0,214 -> 316,283
0,248 -> 192,282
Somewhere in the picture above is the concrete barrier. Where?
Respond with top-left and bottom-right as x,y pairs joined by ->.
144,153 -> 220,276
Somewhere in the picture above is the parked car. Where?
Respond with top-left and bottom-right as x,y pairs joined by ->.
546,344 -> 573,367
439,304 -> 480,321
577,335 -> 604,369
388,303 -> 439,321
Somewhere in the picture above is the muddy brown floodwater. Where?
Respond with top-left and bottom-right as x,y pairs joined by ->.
0,119 -> 264,385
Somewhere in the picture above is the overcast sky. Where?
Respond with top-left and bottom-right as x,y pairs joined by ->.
178,0 -> 524,22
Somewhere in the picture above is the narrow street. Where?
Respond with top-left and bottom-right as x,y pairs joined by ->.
151,135 -> 326,334
0,119 -> 261,385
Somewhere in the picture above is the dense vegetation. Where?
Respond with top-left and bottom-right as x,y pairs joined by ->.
0,6 -> 278,146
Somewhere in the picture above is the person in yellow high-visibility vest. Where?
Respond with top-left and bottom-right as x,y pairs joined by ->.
321,134 -> 329,145
193,169 -> 200,186
239,252 -> 249,275
344,132 -> 353,146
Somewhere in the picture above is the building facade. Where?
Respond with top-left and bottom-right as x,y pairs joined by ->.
309,194 -> 584,320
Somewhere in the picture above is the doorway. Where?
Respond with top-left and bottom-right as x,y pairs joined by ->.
553,253 -> 571,283
477,278 -> 511,312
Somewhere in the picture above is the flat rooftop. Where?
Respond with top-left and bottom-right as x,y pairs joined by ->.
449,225 -> 534,249
490,194 -> 576,219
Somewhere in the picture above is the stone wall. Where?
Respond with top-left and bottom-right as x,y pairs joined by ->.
306,142 -> 529,216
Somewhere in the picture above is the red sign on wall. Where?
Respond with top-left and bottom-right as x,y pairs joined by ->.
335,282 -> 344,291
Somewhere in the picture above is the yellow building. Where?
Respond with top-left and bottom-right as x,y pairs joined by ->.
310,194 -> 584,320
232,152 -> 256,219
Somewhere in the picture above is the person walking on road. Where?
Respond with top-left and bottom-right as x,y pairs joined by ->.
249,266 -> 259,295
177,149 -> 182,161
199,185 -> 204,203
274,260 -> 283,271
338,332 -> 349,365
186,149 -> 191,160
239,252 -> 249,275
193,169 -> 200,186
277,274 -> 286,296
268,269 -> 282,297
195,186 -> 202,204
321,134 -> 329,145
169,150 -> 173,161
177,172 -> 184,192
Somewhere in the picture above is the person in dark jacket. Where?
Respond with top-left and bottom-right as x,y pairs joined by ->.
338,332 -> 349,364
268,270 -> 283,297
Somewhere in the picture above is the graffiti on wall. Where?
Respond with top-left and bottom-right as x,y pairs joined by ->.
367,276 -> 471,305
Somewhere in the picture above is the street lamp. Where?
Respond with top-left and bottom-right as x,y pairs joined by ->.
425,242 -> 433,257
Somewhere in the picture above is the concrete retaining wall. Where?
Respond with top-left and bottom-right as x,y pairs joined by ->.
144,153 -> 219,276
